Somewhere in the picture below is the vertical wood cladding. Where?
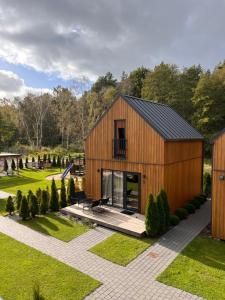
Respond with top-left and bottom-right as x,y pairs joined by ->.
212,132 -> 225,240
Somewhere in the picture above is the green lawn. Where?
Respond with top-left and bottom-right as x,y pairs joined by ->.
0,198 -> 7,216
0,168 -> 61,195
0,232 -> 100,300
18,213 -> 89,242
90,233 -> 155,266
157,236 -> 225,300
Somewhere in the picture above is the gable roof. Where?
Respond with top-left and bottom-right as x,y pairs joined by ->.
86,94 -> 204,141
122,95 -> 204,141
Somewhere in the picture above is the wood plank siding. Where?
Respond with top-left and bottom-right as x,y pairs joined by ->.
85,96 -> 203,214
164,141 -> 203,211
212,132 -> 225,240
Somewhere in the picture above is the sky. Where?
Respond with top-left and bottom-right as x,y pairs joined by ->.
0,0 -> 225,99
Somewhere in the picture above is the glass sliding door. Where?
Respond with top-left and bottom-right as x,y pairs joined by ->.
113,171 -> 124,208
102,170 -> 112,205
125,172 -> 140,212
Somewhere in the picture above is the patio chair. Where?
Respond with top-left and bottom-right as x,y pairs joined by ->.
71,191 -> 87,205
83,199 -> 101,213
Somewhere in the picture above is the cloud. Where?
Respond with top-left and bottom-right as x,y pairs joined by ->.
0,70 -> 51,98
0,0 -> 224,83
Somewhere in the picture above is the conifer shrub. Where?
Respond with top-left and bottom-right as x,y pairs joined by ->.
199,193 -> 207,203
36,188 -> 42,204
52,155 -> 57,167
49,178 -> 59,211
43,154 -> 47,163
190,197 -> 201,209
145,194 -> 159,237
48,154 -> 51,164
159,189 -> 170,231
6,196 -> 15,215
184,203 -> 195,214
156,193 -> 166,234
67,177 -> 76,204
16,190 -> 23,210
25,157 -> 28,168
11,159 -> 16,171
19,196 -> 29,220
203,172 -> 211,197
19,158 -> 23,169
169,214 -> 180,226
32,157 -> 35,163
62,157 -> 65,168
29,194 -> 39,217
60,178 -> 67,208
57,155 -> 61,168
175,207 -> 188,220
40,190 -> 48,214
4,159 -> 8,172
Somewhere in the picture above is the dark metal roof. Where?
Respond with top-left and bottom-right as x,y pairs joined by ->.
121,95 -> 204,141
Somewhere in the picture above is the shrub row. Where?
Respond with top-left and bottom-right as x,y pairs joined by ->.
5,177 -> 76,220
169,193 -> 207,227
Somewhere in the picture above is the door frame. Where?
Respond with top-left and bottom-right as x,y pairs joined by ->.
101,169 -> 141,213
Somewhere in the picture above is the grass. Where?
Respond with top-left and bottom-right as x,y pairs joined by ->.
0,198 -> 7,216
157,235 -> 225,300
90,233 -> 155,266
0,168 -> 61,195
0,232 -> 100,300
18,213 -> 89,242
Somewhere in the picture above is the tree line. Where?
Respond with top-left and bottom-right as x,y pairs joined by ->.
1,61 -> 225,154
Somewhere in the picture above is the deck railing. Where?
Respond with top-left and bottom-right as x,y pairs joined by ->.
113,139 -> 127,159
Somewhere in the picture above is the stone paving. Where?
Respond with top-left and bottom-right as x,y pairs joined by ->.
0,200 -> 211,300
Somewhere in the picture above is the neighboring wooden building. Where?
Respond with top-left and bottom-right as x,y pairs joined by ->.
212,129 -> 225,240
85,95 -> 204,214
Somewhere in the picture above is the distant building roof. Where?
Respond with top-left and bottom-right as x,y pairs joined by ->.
122,95 -> 204,141
0,153 -> 21,159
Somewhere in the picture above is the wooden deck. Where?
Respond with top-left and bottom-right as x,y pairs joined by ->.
60,204 -> 145,237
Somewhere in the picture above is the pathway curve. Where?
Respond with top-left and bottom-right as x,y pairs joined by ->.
0,201 -> 211,300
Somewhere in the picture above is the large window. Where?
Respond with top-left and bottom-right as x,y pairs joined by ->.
101,169 -> 140,212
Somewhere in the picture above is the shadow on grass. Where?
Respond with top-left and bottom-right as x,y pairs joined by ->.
0,176 -> 40,190
47,213 -> 73,227
181,236 -> 225,272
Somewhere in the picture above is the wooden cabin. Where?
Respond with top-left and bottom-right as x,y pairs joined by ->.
212,129 -> 225,240
85,95 -> 204,214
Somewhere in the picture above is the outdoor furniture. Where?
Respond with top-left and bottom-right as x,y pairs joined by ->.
100,197 -> 110,207
83,199 -> 101,213
71,191 -> 87,205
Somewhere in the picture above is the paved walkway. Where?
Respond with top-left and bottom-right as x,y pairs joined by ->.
0,190 -> 14,199
0,201 -> 211,300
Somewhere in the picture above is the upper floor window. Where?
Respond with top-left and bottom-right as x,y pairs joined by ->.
113,120 -> 126,159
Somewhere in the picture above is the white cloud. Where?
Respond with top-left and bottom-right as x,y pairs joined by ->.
0,0 -> 224,82
0,70 -> 51,99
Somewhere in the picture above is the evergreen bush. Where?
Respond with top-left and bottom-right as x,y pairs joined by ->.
169,214 -> 180,226
48,154 -> 51,164
19,196 -> 29,220
32,157 -> 35,163
19,158 -> 23,169
184,203 -> 195,214
29,194 -> 39,217
203,172 -> 211,197
4,159 -> 8,172
60,178 -> 67,208
57,155 -> 61,168
25,157 -> 28,168
190,197 -> 201,209
36,188 -> 42,204
67,177 -> 76,204
62,157 -> 65,168
52,155 -> 57,167
40,190 -> 48,214
43,154 -> 47,163
49,178 -> 59,211
175,207 -> 188,220
159,189 -> 170,230
11,159 -> 16,171
156,193 -> 166,234
6,196 -> 15,215
16,190 -> 23,210
145,194 -> 159,237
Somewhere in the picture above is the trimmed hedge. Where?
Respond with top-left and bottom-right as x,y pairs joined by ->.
184,203 -> 195,214
175,208 -> 188,220
170,214 -> 180,226
190,197 -> 201,209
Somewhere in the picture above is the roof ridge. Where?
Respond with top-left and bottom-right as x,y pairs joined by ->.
123,94 -> 169,107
